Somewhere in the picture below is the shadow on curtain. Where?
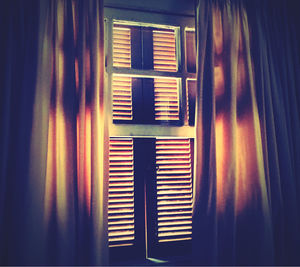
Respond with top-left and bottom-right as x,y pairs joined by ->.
0,0 -> 108,265
193,0 -> 300,265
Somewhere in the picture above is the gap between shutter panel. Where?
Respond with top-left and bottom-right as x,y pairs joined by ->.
155,138 -> 193,243
108,138 -> 135,247
112,76 -> 133,121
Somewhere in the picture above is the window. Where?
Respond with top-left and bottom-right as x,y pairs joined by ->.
111,21 -> 183,125
104,5 -> 196,264
108,137 -> 194,263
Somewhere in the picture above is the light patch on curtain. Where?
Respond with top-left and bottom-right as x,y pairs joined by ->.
25,0 -> 108,264
213,5 -> 268,215
44,0 -> 70,230
76,108 -> 92,216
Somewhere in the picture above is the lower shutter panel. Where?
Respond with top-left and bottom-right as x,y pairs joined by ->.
155,138 -> 193,243
108,138 -> 135,247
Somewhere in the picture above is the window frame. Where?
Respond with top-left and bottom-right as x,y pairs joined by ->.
104,7 -> 196,138
104,5 -> 197,264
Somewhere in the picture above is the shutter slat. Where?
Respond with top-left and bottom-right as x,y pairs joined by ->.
153,29 -> 177,72
109,138 -> 135,247
155,139 -> 193,243
113,26 -> 131,68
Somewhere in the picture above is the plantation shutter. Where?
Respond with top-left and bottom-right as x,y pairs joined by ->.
108,138 -> 135,247
113,26 -> 131,68
112,76 -> 133,121
155,138 -> 193,243
154,78 -> 180,121
153,29 -> 177,72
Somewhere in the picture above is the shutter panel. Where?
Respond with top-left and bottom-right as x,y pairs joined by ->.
108,138 -> 135,247
113,26 -> 131,68
155,138 -> 193,243
185,30 -> 196,73
112,76 -> 133,121
154,78 -> 180,121
186,79 -> 196,126
153,29 -> 177,72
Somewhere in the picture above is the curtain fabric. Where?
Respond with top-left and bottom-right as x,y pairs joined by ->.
0,0 -> 108,265
193,0 -> 300,265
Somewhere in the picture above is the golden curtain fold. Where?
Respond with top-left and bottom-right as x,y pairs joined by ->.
27,0 -> 108,265
193,1 -> 284,265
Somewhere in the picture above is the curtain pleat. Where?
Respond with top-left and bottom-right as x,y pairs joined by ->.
194,0 -> 300,265
0,0 -> 107,265
193,0 -> 217,265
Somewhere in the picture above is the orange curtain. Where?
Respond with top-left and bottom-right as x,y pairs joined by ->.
26,0 -> 108,264
193,0 -> 300,265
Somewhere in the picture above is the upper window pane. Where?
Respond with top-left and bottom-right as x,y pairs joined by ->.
185,29 -> 196,73
112,22 -> 178,72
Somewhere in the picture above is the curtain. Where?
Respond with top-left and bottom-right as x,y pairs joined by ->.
193,0 -> 300,265
0,0 -> 108,265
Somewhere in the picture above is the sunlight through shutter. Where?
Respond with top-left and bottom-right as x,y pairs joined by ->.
154,78 -> 180,121
108,138 -> 135,247
153,29 -> 177,72
112,76 -> 133,121
113,26 -> 131,68
155,138 -> 193,243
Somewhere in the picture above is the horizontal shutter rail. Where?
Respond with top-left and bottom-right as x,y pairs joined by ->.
158,199 -> 192,205
157,189 -> 192,194
108,214 -> 134,223
113,26 -> 131,68
158,220 -> 192,226
156,155 -> 190,160
112,76 -> 133,121
109,187 -> 134,192
108,138 -> 135,247
159,237 -> 192,243
109,197 -> 133,203
157,180 -> 191,185
109,225 -> 135,231
108,219 -> 134,225
157,164 -> 191,169
158,215 -> 192,221
153,29 -> 177,72
157,194 -> 192,200
109,193 -> 133,197
158,225 -> 192,232
155,138 -> 193,243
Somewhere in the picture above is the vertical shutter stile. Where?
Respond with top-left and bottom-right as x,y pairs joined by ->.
155,138 -> 193,243
108,138 -> 135,247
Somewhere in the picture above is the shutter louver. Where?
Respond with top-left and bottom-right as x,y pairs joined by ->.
154,78 -> 180,121
112,76 -> 133,121
108,138 -> 135,247
155,138 -> 193,243
153,29 -> 177,72
113,26 -> 131,68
